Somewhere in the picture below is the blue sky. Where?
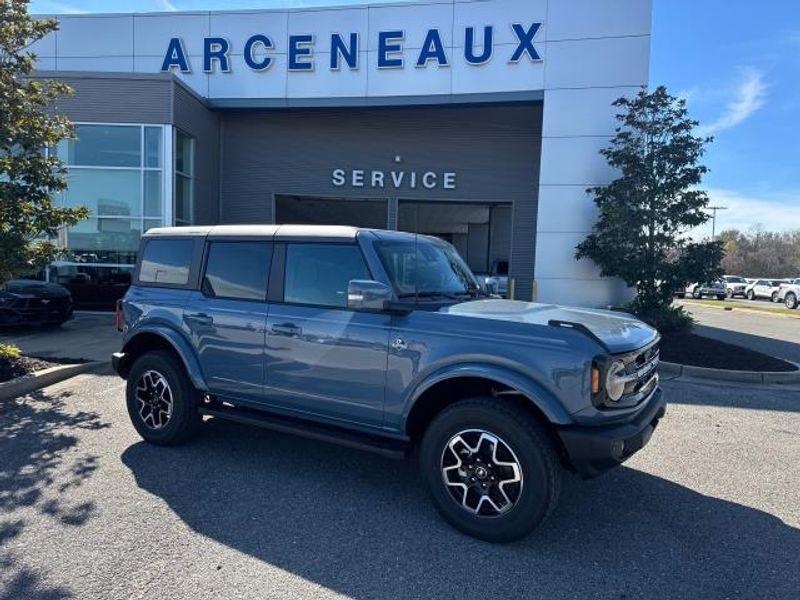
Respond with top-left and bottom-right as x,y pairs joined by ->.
29,0 -> 800,235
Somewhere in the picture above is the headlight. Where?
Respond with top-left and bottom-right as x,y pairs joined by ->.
604,360 -> 627,402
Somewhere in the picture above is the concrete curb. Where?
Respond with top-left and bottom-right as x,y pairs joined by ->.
658,361 -> 800,385
0,361 -> 105,401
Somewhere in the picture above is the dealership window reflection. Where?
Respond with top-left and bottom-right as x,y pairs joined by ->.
49,124 -> 169,308
56,124 -> 167,264
175,130 -> 194,226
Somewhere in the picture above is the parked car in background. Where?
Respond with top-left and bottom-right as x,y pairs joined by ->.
476,260 -> 510,298
745,279 -> 783,302
112,225 -> 665,542
684,280 -> 726,300
721,275 -> 748,298
0,279 -> 74,327
777,278 -> 800,309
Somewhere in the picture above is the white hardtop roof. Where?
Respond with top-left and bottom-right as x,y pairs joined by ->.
144,224 -> 361,240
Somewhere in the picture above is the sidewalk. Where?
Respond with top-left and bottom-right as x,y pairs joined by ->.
1,312 -> 119,363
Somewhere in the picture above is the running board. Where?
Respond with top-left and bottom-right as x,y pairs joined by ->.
199,404 -> 409,460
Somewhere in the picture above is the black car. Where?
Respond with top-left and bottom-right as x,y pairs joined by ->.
0,280 -> 74,327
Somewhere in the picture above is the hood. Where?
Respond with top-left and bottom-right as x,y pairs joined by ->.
3,280 -> 71,298
440,299 -> 658,354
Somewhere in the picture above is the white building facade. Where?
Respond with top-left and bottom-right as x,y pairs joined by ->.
33,0 -> 651,308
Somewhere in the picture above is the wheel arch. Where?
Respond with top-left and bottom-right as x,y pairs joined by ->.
403,365 -> 573,442
119,327 -> 208,392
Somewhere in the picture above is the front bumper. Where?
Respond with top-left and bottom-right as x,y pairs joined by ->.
557,387 -> 666,478
111,351 -> 128,378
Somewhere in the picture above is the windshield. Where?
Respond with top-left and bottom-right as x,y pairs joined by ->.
375,237 -> 481,299
725,276 -> 745,283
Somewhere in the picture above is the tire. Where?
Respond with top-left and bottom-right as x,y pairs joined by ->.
771,292 -> 779,303
726,289 -> 733,299
126,350 -> 202,446
419,397 -> 562,543
746,290 -> 755,300
786,293 -> 798,310
692,289 -> 702,299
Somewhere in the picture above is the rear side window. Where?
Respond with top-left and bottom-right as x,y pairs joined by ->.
283,244 -> 370,308
138,239 -> 193,285
202,242 -> 272,301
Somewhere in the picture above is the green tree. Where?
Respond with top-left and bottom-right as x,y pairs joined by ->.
0,0 -> 88,283
576,86 -> 723,319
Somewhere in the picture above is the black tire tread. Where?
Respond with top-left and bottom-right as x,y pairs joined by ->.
436,396 -> 562,522
126,350 -> 201,446
422,396 -> 562,542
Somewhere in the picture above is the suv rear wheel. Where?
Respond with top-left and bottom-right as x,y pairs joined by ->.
419,397 -> 562,543
126,350 -> 202,445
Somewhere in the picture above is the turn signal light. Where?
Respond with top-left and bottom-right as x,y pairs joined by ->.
591,364 -> 600,396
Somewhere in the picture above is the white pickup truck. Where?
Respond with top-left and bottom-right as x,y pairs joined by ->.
777,278 -> 800,309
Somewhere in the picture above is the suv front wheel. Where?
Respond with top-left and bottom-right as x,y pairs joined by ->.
420,397 -> 562,543
126,350 -> 202,445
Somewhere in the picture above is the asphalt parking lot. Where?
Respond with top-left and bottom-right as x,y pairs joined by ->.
1,370 -> 798,599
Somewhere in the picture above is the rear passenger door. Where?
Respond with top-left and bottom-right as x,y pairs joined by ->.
263,242 -> 391,428
185,240 -> 272,402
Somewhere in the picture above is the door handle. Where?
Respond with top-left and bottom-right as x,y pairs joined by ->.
185,312 -> 214,326
271,323 -> 302,337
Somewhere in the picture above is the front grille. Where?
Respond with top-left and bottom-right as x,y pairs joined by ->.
617,340 -> 660,403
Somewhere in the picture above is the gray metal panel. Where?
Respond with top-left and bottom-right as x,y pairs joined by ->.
208,91 -> 545,110
219,103 -> 542,299
172,82 -> 220,226
35,72 -> 172,124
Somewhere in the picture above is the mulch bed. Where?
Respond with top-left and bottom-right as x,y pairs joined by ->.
660,332 -> 798,372
0,356 -> 66,384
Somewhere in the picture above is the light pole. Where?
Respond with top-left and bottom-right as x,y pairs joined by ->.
707,205 -> 728,239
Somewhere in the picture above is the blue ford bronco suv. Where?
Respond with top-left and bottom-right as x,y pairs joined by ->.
113,225 -> 664,542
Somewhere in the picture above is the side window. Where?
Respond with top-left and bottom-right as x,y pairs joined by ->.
283,244 -> 370,308
138,239 -> 193,285
202,242 -> 272,301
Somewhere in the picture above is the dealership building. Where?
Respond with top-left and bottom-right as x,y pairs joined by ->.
32,0 -> 652,308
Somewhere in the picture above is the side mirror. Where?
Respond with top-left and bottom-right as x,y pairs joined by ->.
347,280 -> 393,312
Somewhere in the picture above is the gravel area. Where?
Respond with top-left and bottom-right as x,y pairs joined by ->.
0,356 -> 63,384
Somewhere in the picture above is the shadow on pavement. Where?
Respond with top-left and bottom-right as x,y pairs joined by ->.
663,377 -> 800,412
122,418 -> 800,599
0,388 -> 109,600
696,324 -> 800,365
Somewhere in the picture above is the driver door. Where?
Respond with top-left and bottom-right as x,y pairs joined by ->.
263,243 -> 392,428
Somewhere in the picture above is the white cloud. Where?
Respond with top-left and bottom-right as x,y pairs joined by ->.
696,68 -> 766,136
689,188 -> 800,239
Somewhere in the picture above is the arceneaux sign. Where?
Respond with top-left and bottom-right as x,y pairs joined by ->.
161,23 -> 542,74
